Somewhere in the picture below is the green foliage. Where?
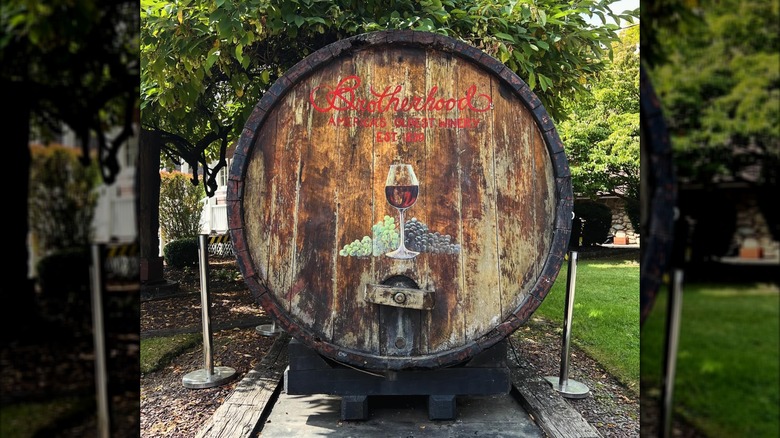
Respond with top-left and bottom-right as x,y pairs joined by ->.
1,0 -> 139,162
141,0 -> 638,184
35,247 -> 90,298
28,145 -> 100,253
159,170 -> 205,242
640,0 -> 706,68
163,236 -> 200,268
558,25 -> 639,203
574,200 -> 612,246
649,0 -> 779,184
642,283 -> 779,437
211,266 -> 242,282
0,396 -> 93,438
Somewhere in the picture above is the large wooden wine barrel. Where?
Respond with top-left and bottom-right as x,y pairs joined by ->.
639,65 -> 677,325
228,30 -> 572,371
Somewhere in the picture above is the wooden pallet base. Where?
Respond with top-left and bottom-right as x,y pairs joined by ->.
285,339 -> 511,420
193,334 -> 604,437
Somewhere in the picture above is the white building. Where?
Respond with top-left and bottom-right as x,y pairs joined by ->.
179,152 -> 233,237
27,125 -> 138,277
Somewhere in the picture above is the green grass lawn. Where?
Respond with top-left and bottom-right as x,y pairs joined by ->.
0,333 -> 190,438
140,332 -> 201,374
641,281 -> 780,438
0,397 -> 94,438
534,256 -> 640,394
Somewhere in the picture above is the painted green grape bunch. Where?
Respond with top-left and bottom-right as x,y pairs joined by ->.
338,235 -> 373,257
338,216 -> 399,258
372,215 -> 399,256
338,215 -> 459,257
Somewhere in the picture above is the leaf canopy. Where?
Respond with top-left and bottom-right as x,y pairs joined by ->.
141,0 -> 638,193
1,0 -> 140,183
648,0 -> 779,185
559,25 -> 640,202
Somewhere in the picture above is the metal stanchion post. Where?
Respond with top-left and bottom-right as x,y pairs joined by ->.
661,269 -> 684,438
544,251 -> 590,399
90,244 -> 110,438
182,234 -> 237,389
256,319 -> 282,336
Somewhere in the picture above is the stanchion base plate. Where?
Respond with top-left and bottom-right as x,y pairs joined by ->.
543,376 -> 590,399
256,324 -> 282,336
182,366 -> 237,389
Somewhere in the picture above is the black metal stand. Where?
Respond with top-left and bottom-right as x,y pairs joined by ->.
285,339 -> 511,420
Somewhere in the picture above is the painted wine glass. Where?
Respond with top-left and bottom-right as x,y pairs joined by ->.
385,164 -> 420,259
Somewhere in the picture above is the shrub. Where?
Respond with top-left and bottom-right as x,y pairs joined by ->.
163,237 -> 199,268
29,145 -> 100,252
574,200 -> 612,246
159,171 -> 205,242
36,247 -> 90,299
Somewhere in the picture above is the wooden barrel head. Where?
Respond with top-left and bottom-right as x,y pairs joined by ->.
228,30 -> 572,370
639,65 -> 677,326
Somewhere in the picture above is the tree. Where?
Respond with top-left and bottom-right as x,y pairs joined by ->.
649,0 -> 779,252
29,145 -> 102,253
640,0 -> 706,69
140,0 -> 639,194
558,25 -> 640,210
639,0 -> 780,326
649,0 -> 779,185
0,0 -> 139,332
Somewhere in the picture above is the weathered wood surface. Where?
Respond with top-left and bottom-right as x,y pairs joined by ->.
229,30 -> 572,371
194,333 -> 290,438
509,355 -> 601,438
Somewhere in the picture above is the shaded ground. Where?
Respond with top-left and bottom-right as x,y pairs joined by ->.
1,245 -> 702,437
1,276 -> 140,437
136,246 -> 666,438
140,257 -> 276,437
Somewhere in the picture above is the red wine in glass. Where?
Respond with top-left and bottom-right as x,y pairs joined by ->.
385,185 -> 419,209
385,164 -> 420,259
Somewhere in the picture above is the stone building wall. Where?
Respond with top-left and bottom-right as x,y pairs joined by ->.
730,195 -> 779,260
600,197 -> 639,245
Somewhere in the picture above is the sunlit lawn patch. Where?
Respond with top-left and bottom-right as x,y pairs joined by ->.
534,257 -> 640,394
140,333 -> 201,374
641,281 -> 779,437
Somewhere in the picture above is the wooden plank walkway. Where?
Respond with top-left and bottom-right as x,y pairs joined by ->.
509,357 -> 602,437
195,333 -> 290,438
